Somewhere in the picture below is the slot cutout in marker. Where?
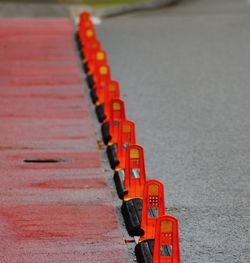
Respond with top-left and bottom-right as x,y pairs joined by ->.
23,159 -> 68,163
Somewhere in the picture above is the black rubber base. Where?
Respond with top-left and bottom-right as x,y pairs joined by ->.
135,239 -> 172,263
113,170 -> 128,200
135,239 -> 154,263
75,31 -> 79,43
96,103 -> 106,123
75,31 -> 82,50
83,62 -> 89,74
101,122 -> 111,145
75,32 -> 85,60
86,74 -> 95,89
106,144 -> 119,169
90,89 -> 98,104
79,49 -> 84,60
121,198 -> 144,236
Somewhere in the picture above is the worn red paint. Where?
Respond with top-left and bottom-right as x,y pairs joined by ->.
0,19 -> 129,262
0,204 -> 119,241
32,178 -> 107,189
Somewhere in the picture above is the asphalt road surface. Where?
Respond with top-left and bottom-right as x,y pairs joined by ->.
0,0 -> 68,17
97,1 -> 250,262
1,0 -> 249,262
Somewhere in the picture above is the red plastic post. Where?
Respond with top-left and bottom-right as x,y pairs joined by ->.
139,180 -> 166,241
78,13 -> 92,36
79,17 -> 93,33
102,80 -> 120,118
87,50 -> 108,77
82,40 -> 101,64
79,12 -> 90,25
123,144 -> 146,200
153,215 -> 180,263
108,99 -> 126,144
79,27 -> 96,48
116,120 -> 136,170
94,64 -> 111,102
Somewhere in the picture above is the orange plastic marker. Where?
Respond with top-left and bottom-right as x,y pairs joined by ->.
78,13 -> 92,36
123,144 -> 146,200
139,180 -> 166,242
82,40 -> 101,63
95,80 -> 120,123
79,16 -> 93,33
153,215 -> 180,263
77,12 -> 92,50
94,64 -> 111,102
87,50 -> 108,77
79,12 -> 90,25
116,120 -> 136,170
77,12 -> 92,43
102,99 -> 126,145
103,80 -> 120,117
109,99 -> 126,121
107,99 -> 126,143
79,27 -> 96,47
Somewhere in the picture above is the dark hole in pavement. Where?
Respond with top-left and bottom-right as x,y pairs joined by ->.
24,159 -> 67,163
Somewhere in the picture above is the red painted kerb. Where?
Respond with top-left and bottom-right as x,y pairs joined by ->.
0,19 -> 129,262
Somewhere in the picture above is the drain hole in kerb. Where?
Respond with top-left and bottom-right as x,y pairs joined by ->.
23,159 -> 68,163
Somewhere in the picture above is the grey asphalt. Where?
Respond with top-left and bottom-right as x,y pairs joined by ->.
1,0 -> 249,262
0,0 -> 68,17
96,1 -> 250,262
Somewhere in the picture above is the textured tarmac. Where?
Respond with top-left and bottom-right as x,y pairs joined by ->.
96,0 -> 250,262
0,0 -> 68,18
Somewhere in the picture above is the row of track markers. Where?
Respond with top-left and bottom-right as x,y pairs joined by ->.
76,12 -> 181,263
